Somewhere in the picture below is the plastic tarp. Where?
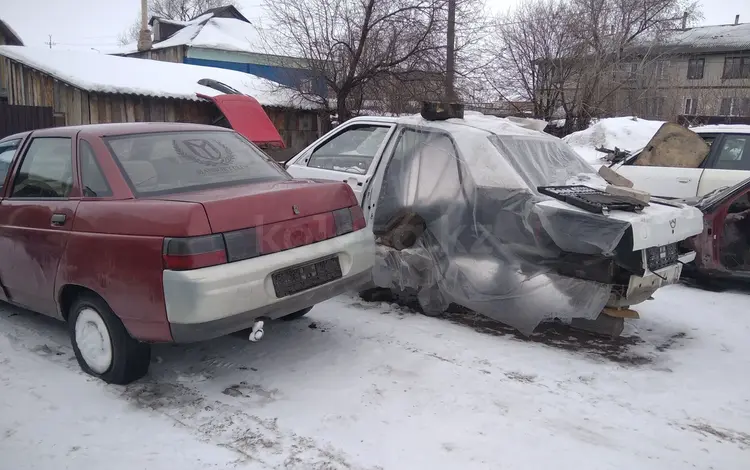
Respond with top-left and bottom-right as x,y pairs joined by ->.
369,117 -> 633,334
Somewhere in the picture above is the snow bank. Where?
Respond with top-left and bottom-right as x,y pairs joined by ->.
563,117 -> 664,164
0,46 -> 317,109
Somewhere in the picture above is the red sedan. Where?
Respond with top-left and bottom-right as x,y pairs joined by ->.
0,123 -> 374,384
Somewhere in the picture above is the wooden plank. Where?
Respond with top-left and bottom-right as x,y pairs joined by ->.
150,98 -> 165,122
124,96 -> 136,122
118,96 -> 128,122
89,93 -> 99,124
109,96 -> 124,123
104,95 -> 113,122
34,71 -> 43,107
80,91 -> 90,124
42,75 -> 54,107
97,93 -> 107,123
134,96 -> 145,121
69,87 -> 82,125
165,100 -> 177,122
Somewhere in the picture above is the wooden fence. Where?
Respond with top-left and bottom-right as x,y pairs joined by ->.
0,102 -> 53,139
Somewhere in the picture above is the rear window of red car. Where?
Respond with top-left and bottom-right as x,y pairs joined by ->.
105,131 -> 289,196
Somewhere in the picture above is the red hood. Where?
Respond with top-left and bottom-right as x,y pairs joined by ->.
199,94 -> 285,148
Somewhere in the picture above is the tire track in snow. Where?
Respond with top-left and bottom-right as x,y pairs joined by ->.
0,304 -> 378,470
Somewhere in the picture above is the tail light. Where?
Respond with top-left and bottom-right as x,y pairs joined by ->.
333,206 -> 367,235
163,234 -> 227,270
224,227 -> 260,262
351,205 -> 366,231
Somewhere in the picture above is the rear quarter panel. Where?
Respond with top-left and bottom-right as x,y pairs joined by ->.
57,200 -> 213,342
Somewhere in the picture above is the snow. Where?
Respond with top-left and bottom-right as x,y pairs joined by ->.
663,22 -> 750,52
0,46 -> 316,109
693,124 -> 750,135
2,284 -> 749,469
112,15 -> 267,56
563,117 -> 665,165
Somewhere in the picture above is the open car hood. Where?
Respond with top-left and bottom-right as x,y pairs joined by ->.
630,122 -> 709,168
199,94 -> 285,148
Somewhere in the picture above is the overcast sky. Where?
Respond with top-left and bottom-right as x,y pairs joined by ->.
2,0 -> 749,50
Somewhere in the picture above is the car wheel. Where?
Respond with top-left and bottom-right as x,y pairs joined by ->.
281,306 -> 314,321
68,294 -> 151,384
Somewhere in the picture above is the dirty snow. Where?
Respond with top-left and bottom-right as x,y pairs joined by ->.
563,117 -> 665,165
0,46 -> 316,109
1,285 -> 749,469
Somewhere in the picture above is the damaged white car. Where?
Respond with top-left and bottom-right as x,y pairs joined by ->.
286,106 -> 704,335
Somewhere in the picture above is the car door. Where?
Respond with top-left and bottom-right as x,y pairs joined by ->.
0,136 -> 25,302
0,131 -> 81,316
286,121 -> 397,203
615,163 -> 704,199
697,133 -> 750,197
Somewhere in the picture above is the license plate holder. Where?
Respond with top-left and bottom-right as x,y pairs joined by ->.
272,256 -> 343,298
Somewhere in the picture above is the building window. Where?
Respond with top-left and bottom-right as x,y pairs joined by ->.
52,112 -> 66,127
687,58 -> 704,79
718,98 -> 750,116
684,98 -> 697,115
622,62 -> 638,81
299,78 -> 313,94
656,60 -> 670,80
723,56 -> 750,79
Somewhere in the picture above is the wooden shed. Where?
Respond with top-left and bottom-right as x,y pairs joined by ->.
0,46 -> 327,158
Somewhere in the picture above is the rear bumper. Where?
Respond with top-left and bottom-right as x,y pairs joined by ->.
164,229 -> 375,343
608,251 -> 695,307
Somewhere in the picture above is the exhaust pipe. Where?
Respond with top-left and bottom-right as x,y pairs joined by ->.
248,319 -> 265,342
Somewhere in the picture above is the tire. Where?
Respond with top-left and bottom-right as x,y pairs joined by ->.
68,294 -> 151,385
281,306 -> 314,321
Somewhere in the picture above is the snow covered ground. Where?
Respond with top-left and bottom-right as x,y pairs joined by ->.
1,285 -> 749,469
563,117 -> 665,165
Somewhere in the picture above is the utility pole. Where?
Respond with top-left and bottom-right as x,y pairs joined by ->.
444,0 -> 457,102
46,35 -> 56,49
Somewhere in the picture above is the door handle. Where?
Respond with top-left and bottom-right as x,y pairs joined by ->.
677,177 -> 691,183
50,213 -> 66,226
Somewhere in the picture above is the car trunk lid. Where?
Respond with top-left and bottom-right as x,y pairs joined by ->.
536,198 -> 704,251
199,93 -> 285,148
154,179 -> 357,232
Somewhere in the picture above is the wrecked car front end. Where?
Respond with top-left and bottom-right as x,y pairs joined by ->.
367,115 -> 703,335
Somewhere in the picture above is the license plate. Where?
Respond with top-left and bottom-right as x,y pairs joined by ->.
272,256 -> 343,298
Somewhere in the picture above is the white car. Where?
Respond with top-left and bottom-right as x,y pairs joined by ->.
613,124 -> 750,199
286,109 -> 704,335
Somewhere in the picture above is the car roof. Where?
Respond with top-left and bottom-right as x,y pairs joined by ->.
0,131 -> 31,142
692,124 -> 750,134
11,122 -> 230,139
346,112 -> 550,138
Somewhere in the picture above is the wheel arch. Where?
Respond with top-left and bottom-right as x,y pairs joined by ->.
58,284 -> 109,321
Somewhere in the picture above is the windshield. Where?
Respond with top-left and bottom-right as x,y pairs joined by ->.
488,134 -> 597,190
105,131 -> 289,196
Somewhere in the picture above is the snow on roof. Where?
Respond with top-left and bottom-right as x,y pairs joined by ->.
563,117 -> 665,164
655,22 -> 750,54
692,124 -> 750,134
0,46 -> 317,109
114,14 -> 267,56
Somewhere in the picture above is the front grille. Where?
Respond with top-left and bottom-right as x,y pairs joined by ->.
645,243 -> 679,272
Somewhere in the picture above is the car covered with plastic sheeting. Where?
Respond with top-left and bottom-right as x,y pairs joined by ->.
286,109 -> 704,335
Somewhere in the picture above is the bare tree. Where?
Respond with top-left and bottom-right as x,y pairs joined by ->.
263,0 -> 465,121
488,0 -> 701,131
118,0 -> 236,45
484,0 -> 576,119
